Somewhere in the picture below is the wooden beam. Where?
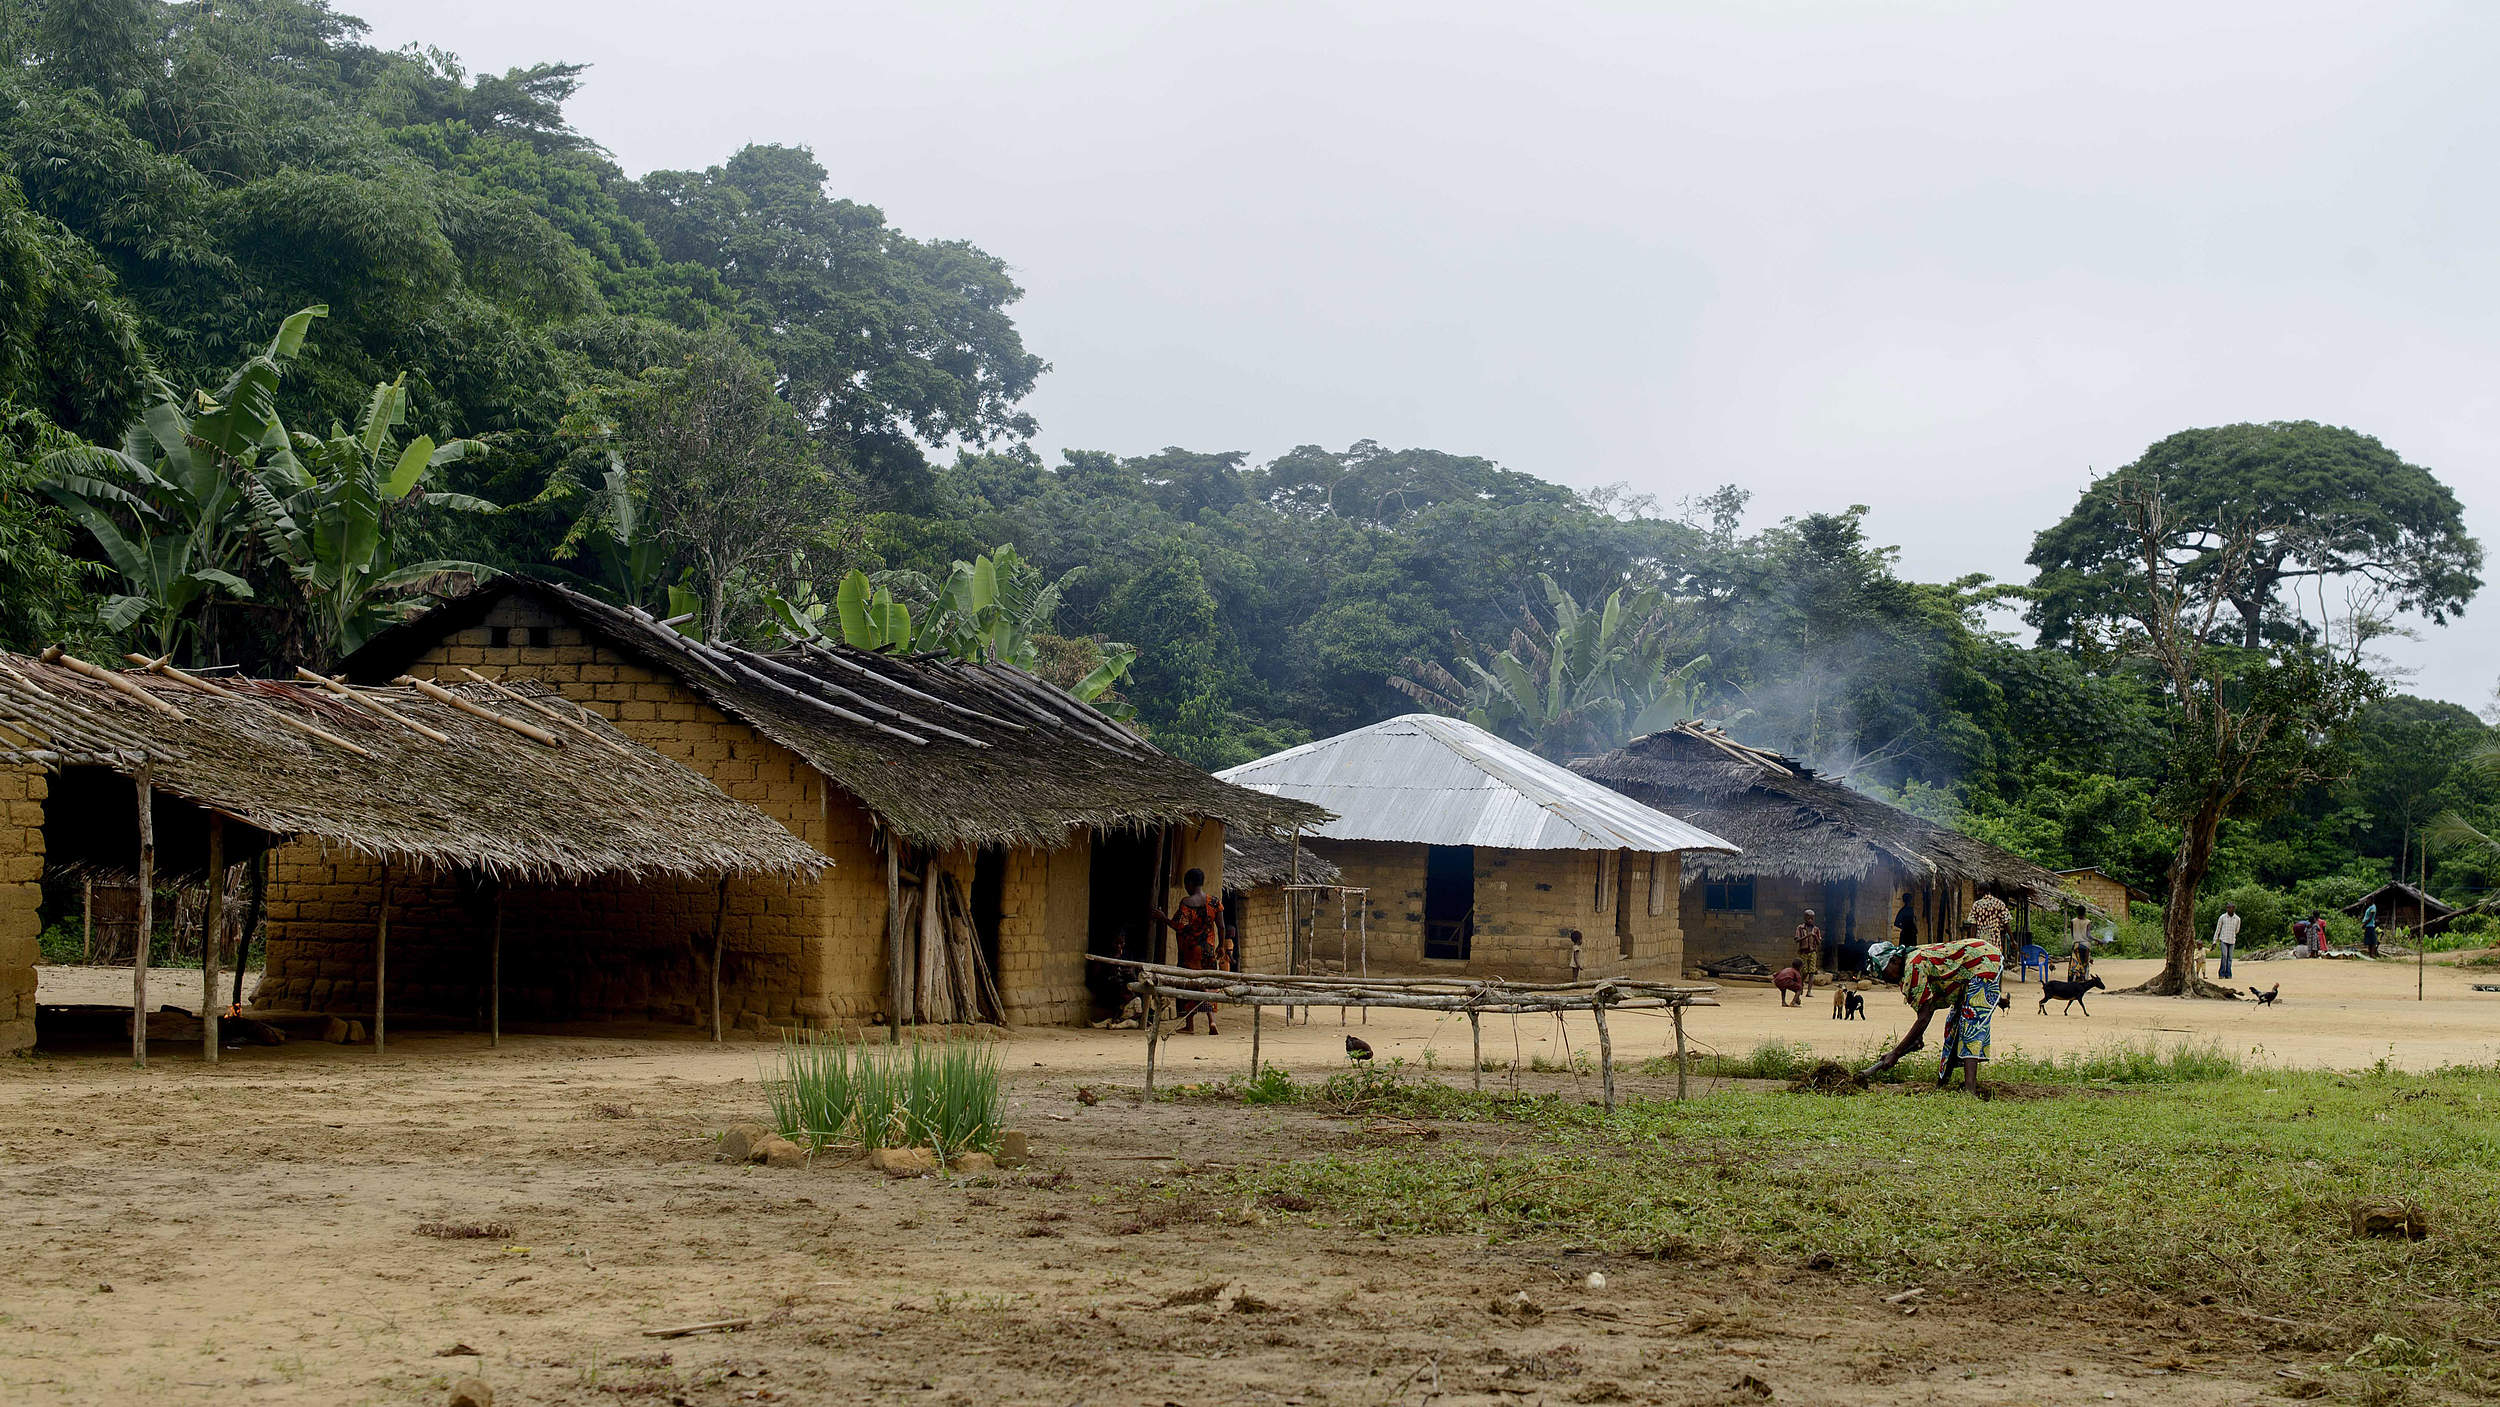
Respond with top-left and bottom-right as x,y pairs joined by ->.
374,863 -> 392,1056
201,814 -> 224,1064
709,877 -> 729,1043
55,651 -> 188,720
884,838 -> 905,1043
295,668 -> 452,743
394,675 -> 562,747
124,655 -> 376,757
453,668 -> 632,755
132,766 -> 153,1069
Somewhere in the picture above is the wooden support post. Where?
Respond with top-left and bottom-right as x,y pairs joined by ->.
233,852 -> 263,1009
1469,1010 -> 1482,1091
132,767 -> 153,1070
374,864 -> 392,1056
710,876 -> 729,1043
1672,1006 -> 1688,1100
1249,1004 -> 1261,1078
1591,993 -> 1615,1112
201,815 -> 224,1064
489,883 -> 503,1048
1142,985 -> 1160,1095
81,877 -> 91,962
885,840 -> 905,1043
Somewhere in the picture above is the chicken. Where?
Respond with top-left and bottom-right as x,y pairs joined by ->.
2247,984 -> 2281,1006
1344,1035 -> 1374,1061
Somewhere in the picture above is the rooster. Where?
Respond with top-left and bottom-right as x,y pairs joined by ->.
2247,984 -> 2281,1006
1344,1036 -> 1374,1061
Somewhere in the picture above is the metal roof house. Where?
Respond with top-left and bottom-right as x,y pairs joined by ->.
1218,715 -> 1735,981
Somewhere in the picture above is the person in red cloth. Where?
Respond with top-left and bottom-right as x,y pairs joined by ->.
1773,959 -> 1807,1007
1146,868 -> 1228,1034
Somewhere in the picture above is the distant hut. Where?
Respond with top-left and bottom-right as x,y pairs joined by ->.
0,654 -> 820,1056
323,577 -> 1323,1029
1219,830 -> 1341,975
2343,880 -> 2457,937
2055,867 -> 2150,918
1572,724 -> 2069,975
1216,715 -> 1735,981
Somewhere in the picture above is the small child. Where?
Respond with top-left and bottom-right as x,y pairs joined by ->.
1773,959 -> 1807,1007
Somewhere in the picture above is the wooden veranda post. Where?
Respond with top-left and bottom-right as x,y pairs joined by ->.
200,815 -> 224,1064
81,878 -> 91,962
1672,1006 -> 1688,1100
709,876 -> 729,1043
1249,1004 -> 1261,1077
489,883 -> 503,1048
1469,1011 -> 1483,1091
885,840 -> 904,1043
1590,990 -> 1614,1111
131,766 -> 153,1070
373,864 -> 392,1056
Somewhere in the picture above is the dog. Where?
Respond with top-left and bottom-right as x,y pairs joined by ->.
2037,975 -> 2107,1015
2247,983 -> 2281,1006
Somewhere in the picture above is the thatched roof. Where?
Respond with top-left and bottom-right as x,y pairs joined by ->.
2343,881 -> 2457,920
0,654 -> 823,882
1571,724 -> 2069,903
1221,830 -> 1341,888
343,578 -> 1327,851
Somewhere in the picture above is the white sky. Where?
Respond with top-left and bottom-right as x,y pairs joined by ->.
355,0 -> 2500,709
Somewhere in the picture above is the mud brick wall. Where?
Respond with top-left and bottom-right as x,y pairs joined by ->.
989,840 -> 1090,1026
0,766 -> 44,1054
1307,840 -> 1684,982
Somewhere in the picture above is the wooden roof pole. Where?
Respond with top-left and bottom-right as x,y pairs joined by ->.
394,675 -> 562,747
453,668 -> 632,755
201,814 -> 224,1064
132,766 -> 153,1070
295,668 -> 453,744
374,863 -> 392,1057
46,649 -> 189,721
124,655 -> 378,758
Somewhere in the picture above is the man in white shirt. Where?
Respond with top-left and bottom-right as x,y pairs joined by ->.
2213,903 -> 2242,979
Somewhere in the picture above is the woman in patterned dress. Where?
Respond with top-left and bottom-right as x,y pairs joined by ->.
1862,918 -> 2003,1098
1147,868 -> 1229,1035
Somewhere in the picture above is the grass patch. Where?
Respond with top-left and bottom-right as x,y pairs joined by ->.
1215,1061 -> 2500,1399
1648,1034 -> 2245,1087
766,1033 -> 1003,1159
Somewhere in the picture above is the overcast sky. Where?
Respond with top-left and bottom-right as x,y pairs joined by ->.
356,0 -> 2499,708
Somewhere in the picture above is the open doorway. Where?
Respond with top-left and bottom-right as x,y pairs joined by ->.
1086,828 -> 1161,1015
1423,844 -> 1473,961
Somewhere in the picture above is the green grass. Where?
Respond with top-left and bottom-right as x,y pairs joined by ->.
766,1033 -> 1003,1159
1207,1061 -> 2500,1399
1649,1034 -> 2246,1087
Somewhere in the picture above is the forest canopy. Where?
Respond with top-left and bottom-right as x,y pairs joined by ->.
1,0 -> 2491,919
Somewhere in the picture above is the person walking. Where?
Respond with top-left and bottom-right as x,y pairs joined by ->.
2362,901 -> 2380,958
2213,902 -> 2241,980
1795,909 -> 1825,987
1970,892 -> 2014,964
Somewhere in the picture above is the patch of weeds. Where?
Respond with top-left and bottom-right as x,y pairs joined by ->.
1239,1066 -> 1301,1105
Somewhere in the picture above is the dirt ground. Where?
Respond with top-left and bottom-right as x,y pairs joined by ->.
13,957 -> 2479,1406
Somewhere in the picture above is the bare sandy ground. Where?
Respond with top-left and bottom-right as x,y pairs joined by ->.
3,1028 -> 2304,1407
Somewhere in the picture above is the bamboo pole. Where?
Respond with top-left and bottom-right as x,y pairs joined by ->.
393,675 -> 562,747
233,852 -> 263,1009
295,668 -> 451,743
710,877 -> 729,1043
2418,847 -> 2427,1003
201,815 -> 224,1064
1470,1010 -> 1482,1091
374,864 -> 392,1056
454,667 -> 632,754
51,651 -> 188,720
124,655 -> 372,756
132,766 -> 153,1069
490,884 -> 503,1048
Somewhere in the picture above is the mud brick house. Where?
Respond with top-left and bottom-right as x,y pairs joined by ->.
323,578 -> 1323,1030
2054,867 -> 2150,920
1573,724 -> 2070,976
0,653 -> 818,1058
1216,714 -> 1734,981
1218,829 -> 1340,975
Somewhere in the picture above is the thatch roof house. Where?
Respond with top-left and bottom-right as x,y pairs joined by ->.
0,653 -> 818,1057
2343,880 -> 2458,936
1216,714 -> 1735,981
1572,724 -> 2072,975
311,577 -> 1323,1029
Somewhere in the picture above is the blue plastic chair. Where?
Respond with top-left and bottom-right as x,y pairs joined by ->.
2017,944 -> 2051,983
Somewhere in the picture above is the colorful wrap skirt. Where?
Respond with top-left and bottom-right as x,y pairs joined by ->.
1944,976 -> 1998,1063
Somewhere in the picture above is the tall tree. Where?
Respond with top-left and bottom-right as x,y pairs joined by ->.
2094,474 -> 2380,996
2028,422 -> 2482,650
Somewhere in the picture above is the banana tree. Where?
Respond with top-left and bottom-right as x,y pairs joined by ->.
39,305 -> 327,661
816,551 -> 1138,712
242,377 -> 498,662
559,453 -> 669,610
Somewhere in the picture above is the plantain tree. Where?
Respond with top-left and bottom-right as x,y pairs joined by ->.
242,377 -> 498,664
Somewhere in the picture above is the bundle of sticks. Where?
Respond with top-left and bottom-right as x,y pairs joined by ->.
897,867 -> 1005,1026
1092,958 -> 1718,1016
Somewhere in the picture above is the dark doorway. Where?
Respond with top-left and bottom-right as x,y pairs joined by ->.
1423,845 -> 1474,961
1087,828 -> 1161,1014
1616,853 -> 1637,958
972,846 -> 1007,988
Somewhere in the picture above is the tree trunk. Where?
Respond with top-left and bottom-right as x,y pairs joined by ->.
2125,800 -> 2239,998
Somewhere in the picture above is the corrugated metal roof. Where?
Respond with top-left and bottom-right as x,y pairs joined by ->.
1218,714 -> 1739,855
